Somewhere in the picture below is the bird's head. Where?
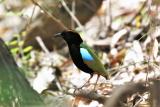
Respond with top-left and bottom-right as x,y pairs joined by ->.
55,30 -> 83,45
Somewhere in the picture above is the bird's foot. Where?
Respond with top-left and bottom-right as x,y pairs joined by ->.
73,86 -> 84,94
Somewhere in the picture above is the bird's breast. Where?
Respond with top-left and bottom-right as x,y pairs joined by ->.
68,44 -> 94,75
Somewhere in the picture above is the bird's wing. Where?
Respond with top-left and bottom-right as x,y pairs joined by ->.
80,43 -> 108,77
80,48 -> 94,61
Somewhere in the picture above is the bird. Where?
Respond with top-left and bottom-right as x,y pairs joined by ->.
24,0 -> 103,50
55,30 -> 109,90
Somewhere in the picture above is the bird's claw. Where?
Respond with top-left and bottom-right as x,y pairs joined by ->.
73,86 -> 84,94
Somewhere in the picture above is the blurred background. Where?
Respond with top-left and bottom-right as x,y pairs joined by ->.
0,0 -> 160,107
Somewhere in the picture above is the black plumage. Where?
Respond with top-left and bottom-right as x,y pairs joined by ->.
55,30 -> 109,89
57,31 -> 94,76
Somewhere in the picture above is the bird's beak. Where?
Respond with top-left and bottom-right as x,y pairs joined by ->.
54,32 -> 62,38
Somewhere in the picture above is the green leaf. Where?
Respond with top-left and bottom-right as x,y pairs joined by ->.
23,46 -> 33,53
0,39 -> 45,107
18,41 -> 24,46
11,48 -> 19,54
8,40 -> 18,46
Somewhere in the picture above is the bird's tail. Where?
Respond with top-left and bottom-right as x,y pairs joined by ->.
104,69 -> 110,80
104,74 -> 109,80
105,76 -> 108,80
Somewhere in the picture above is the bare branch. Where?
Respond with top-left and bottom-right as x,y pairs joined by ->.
66,89 -> 107,104
104,83 -> 147,107
60,0 -> 85,32
36,36 -> 49,54
31,0 -> 68,30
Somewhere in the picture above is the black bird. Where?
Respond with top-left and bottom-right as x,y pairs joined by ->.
55,30 -> 109,89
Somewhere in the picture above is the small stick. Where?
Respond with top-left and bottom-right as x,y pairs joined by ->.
35,36 -> 49,54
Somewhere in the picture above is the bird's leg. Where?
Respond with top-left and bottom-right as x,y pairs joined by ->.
73,75 -> 93,94
76,75 -> 93,90
93,74 -> 100,91
80,75 -> 93,89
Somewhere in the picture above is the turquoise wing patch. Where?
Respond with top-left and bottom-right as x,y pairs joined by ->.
80,48 -> 94,61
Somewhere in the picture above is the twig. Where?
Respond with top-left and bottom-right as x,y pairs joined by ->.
31,0 -> 68,30
133,95 -> 144,107
104,83 -> 147,107
110,28 -> 129,48
71,0 -> 76,29
26,5 -> 36,30
106,0 -> 112,29
108,61 -> 143,74
108,60 -> 159,78
66,89 -> 107,104
151,80 -> 160,107
60,0 -> 85,32
126,0 -> 147,25
35,36 -> 49,54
